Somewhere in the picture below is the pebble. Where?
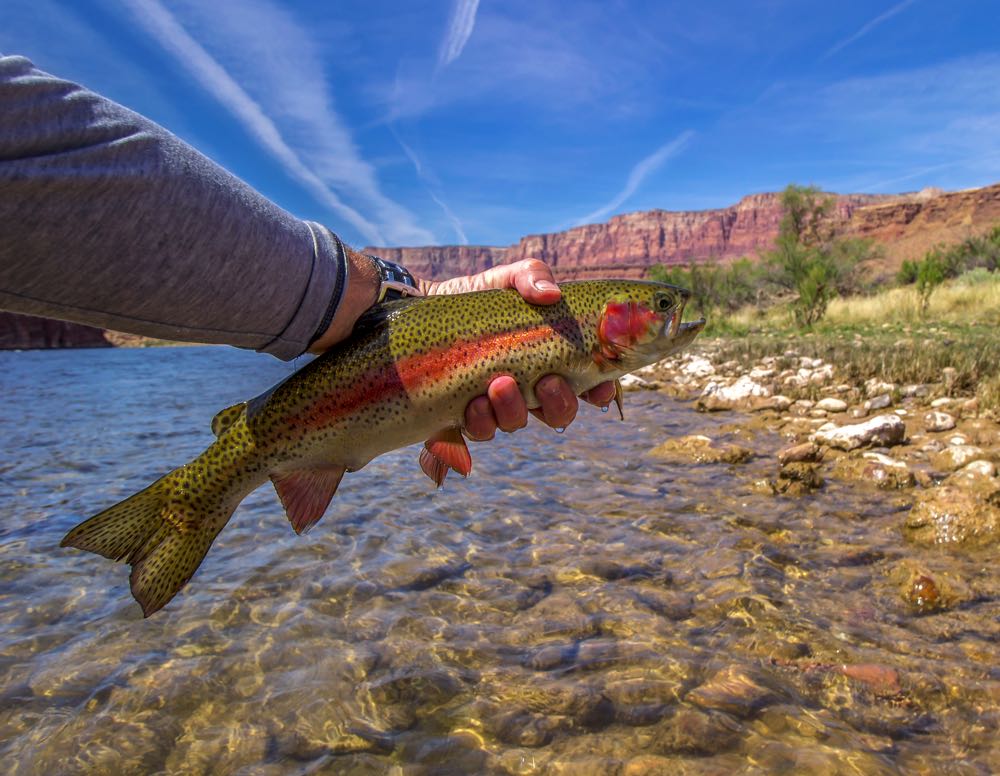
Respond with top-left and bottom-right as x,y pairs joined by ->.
777,442 -> 822,465
930,397 -> 955,408
815,398 -> 848,413
923,411 -> 956,432
686,665 -> 776,718
865,394 -> 892,411
865,379 -> 896,397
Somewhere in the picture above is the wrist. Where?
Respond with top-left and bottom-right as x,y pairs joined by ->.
307,246 -> 380,353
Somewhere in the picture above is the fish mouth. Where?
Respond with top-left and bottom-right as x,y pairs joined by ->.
667,299 -> 706,346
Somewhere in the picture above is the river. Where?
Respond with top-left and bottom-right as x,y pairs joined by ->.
0,347 -> 996,774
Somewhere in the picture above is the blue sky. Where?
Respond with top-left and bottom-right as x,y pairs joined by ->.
3,1 -> 999,248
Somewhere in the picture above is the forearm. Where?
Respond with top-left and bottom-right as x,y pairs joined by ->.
0,54 -> 352,360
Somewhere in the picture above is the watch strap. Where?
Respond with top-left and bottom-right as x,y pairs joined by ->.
370,255 -> 421,303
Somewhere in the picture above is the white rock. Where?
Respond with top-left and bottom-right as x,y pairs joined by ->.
809,364 -> 835,384
930,397 -> 955,408
900,384 -> 929,398
865,379 -> 896,397
783,375 -> 809,388
865,394 -> 892,411
815,398 -> 848,413
923,411 -> 956,433
800,357 -> 824,369
749,366 -> 776,379
948,435 -> 968,446
895,409 -> 908,416
794,399 -> 815,409
682,356 -> 716,378
619,373 -> 656,391
813,414 -> 906,451
699,375 -> 772,405
862,451 -> 909,471
935,445 -> 987,470
961,460 -> 997,478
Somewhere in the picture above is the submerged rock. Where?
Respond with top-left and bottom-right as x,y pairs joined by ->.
813,414 -> 905,451
931,444 -> 987,471
903,484 -> 1000,548
685,665 -> 776,718
649,435 -> 753,465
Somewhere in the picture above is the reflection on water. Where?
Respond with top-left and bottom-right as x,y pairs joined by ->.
0,347 -> 997,774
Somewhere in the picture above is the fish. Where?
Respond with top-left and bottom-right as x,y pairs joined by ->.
61,280 -> 705,616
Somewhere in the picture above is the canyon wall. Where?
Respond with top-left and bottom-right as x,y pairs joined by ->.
0,312 -> 109,350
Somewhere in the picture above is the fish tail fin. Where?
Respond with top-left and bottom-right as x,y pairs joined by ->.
61,458 -> 237,617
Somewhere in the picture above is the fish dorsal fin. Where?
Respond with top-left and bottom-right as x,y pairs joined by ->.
418,428 -> 472,487
211,402 -> 247,437
353,295 -> 425,332
270,465 -> 346,535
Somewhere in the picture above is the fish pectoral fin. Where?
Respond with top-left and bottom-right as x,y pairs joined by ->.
270,465 -> 346,535
419,428 -> 472,488
210,402 -> 246,437
613,379 -> 625,421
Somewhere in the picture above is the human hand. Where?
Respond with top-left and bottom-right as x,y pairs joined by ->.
420,259 -> 617,440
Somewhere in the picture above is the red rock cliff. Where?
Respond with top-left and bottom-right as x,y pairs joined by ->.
368,191 -> 901,281
0,312 -> 110,350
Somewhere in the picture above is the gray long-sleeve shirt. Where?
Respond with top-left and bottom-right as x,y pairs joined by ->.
0,54 -> 347,360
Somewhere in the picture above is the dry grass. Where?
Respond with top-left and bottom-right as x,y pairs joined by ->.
826,273 -> 1000,327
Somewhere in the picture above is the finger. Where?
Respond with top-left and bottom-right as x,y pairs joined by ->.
533,375 -> 578,429
582,381 -> 617,407
463,395 -> 497,441
508,259 -> 561,305
487,375 -> 529,432
423,259 -> 561,305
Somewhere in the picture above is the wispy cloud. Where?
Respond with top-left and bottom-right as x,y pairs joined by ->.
438,0 -> 479,70
117,0 -> 435,246
823,0 -> 918,60
575,131 -> 695,225
394,133 -> 468,244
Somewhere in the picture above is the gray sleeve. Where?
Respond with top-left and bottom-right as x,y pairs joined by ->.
0,54 -> 347,360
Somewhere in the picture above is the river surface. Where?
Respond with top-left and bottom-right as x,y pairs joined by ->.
0,347 -> 996,775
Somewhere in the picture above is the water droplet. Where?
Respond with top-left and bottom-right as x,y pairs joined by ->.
554,426 -> 566,434
601,405 -> 610,414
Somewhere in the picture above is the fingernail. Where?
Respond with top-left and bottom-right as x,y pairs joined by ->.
533,279 -> 559,293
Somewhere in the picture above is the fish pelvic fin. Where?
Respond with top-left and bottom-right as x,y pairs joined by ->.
419,428 -> 472,488
270,465 -> 346,535
61,461 -> 237,617
613,379 -> 625,421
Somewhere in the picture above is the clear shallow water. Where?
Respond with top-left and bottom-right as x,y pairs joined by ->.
0,347 -> 997,774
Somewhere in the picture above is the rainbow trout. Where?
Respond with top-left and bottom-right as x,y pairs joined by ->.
62,280 -> 704,616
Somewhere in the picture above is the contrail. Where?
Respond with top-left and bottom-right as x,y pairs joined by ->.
438,0 -> 479,69
575,131 -> 694,226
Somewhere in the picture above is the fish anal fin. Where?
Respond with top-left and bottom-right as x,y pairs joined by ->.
419,428 -> 472,487
211,402 -> 246,437
270,465 -> 346,535
613,379 -> 625,421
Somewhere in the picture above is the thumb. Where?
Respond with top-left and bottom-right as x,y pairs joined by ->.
505,259 -> 561,305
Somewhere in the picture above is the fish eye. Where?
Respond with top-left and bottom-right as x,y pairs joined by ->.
655,294 -> 673,311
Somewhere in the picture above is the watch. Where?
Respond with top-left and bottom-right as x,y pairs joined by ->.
370,255 -> 421,303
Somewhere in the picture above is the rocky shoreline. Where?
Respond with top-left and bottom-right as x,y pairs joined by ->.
627,342 -> 1000,611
